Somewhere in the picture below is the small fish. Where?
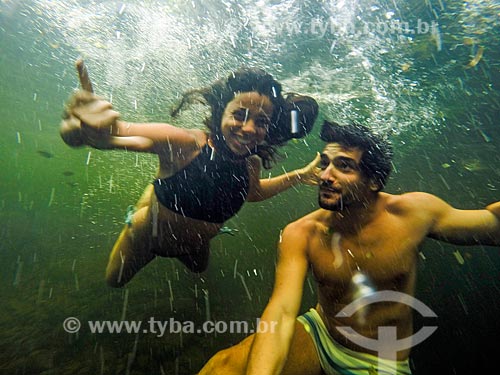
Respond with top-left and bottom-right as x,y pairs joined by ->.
462,159 -> 484,172
453,250 -> 465,265
465,46 -> 484,69
62,171 -> 74,176
37,150 -> 54,158
463,37 -> 476,46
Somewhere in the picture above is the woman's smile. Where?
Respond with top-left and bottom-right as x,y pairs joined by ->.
221,92 -> 273,155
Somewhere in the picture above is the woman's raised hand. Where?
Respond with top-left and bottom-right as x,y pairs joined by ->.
296,152 -> 321,186
60,92 -> 120,149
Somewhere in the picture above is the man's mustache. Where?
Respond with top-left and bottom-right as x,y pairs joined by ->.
319,181 -> 340,193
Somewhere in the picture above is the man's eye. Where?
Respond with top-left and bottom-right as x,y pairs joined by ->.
319,159 -> 329,169
336,160 -> 354,171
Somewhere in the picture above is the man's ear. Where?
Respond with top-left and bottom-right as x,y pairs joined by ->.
369,179 -> 380,192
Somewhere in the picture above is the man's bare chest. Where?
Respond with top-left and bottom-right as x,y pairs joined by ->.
309,217 -> 424,290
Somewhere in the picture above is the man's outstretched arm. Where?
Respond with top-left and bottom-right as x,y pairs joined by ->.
246,221 -> 310,375
416,193 -> 500,245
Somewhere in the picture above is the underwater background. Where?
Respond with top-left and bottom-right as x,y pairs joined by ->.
0,0 -> 499,374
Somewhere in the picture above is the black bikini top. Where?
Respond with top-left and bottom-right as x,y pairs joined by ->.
153,143 -> 250,224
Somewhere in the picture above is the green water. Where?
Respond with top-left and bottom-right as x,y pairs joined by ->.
1,1 -> 499,374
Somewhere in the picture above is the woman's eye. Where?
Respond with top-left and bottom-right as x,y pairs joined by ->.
232,111 -> 246,121
256,119 -> 270,129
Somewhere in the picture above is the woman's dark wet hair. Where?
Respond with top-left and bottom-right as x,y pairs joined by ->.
320,121 -> 393,191
171,68 -> 318,168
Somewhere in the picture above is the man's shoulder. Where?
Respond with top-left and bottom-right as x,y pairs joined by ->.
383,191 -> 442,214
280,210 -> 325,257
283,209 -> 326,236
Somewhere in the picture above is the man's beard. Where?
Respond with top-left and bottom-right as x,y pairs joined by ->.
318,184 -> 350,211
318,193 -> 346,211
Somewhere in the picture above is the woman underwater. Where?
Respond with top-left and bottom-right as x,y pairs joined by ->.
60,67 -> 320,287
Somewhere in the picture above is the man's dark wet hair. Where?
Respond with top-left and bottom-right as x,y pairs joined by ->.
320,120 -> 393,191
171,68 -> 318,169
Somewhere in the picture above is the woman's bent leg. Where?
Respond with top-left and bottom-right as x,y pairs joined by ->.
176,243 -> 210,273
155,206 -> 221,273
105,205 -> 156,287
106,185 -> 222,286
